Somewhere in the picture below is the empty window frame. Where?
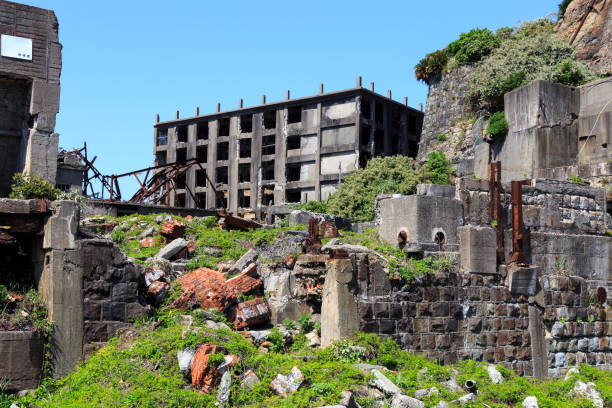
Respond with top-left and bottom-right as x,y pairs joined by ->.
155,151 -> 167,166
408,141 -> 419,157
408,115 -> 417,134
240,114 -> 252,133
238,163 -> 251,183
263,110 -> 276,129
287,135 -> 300,150
239,138 -> 251,158
217,142 -> 229,161
238,189 -> 251,208
374,130 -> 384,156
175,193 -> 185,208
286,189 -> 301,203
195,192 -> 206,208
197,145 -> 208,162
286,163 -> 301,182
360,125 -> 371,147
156,128 -> 168,146
218,117 -> 230,136
287,106 -> 301,124
216,166 -> 228,185
261,161 -> 275,181
177,125 -> 188,143
375,102 -> 383,123
175,173 -> 186,189
176,148 -> 187,163
197,122 -> 209,140
262,185 -> 274,206
196,169 -> 207,187
262,135 -> 275,156
361,99 -> 371,119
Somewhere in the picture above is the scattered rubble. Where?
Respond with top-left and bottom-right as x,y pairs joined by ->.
571,381 -> 604,408
522,396 -> 539,408
231,298 -> 270,329
487,364 -> 504,384
156,238 -> 188,260
391,394 -> 425,408
177,348 -> 195,376
240,369 -> 260,390
191,344 -> 224,393
161,219 -> 186,239
370,369 -> 402,396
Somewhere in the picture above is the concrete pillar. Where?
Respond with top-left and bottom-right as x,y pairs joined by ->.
321,258 -> 359,347
356,76 -> 362,88
314,102 -> 323,200
206,120 -> 218,209
370,82 -> 374,92
261,95 -> 266,104
251,113 -> 262,212
319,83 -> 324,94
228,117 -> 239,213
529,304 -> 548,379
274,109 -> 286,205
166,127 -> 177,206
185,124 -> 197,208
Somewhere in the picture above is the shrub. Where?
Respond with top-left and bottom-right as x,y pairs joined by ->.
551,59 -> 596,87
282,318 -> 296,330
487,112 -> 509,142
268,327 -> 285,352
326,154 -> 454,222
298,313 -> 313,333
423,151 -> 455,185
331,339 -> 367,363
296,200 -> 329,214
9,173 -> 61,200
415,49 -> 449,85
447,28 -> 500,65
437,133 -> 447,142
558,0 -> 573,17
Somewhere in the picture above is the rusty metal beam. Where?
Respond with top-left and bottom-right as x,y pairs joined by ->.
489,162 -> 504,264
509,180 -> 527,264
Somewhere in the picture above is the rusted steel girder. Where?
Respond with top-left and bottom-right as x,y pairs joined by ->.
489,162 -> 504,264
509,180 -> 527,264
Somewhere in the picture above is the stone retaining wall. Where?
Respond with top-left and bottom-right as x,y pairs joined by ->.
0,331 -> 43,391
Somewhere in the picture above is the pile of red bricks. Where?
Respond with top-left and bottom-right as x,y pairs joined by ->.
230,298 -> 270,329
173,268 -> 235,310
161,219 -> 186,239
191,344 -> 223,393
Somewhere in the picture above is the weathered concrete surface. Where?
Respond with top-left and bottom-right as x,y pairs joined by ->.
289,210 -> 352,231
416,184 -> 456,198
377,195 -> 463,248
0,331 -> 44,391
458,225 -> 496,274
507,264 -> 538,296
43,201 -> 79,250
321,258 -> 359,347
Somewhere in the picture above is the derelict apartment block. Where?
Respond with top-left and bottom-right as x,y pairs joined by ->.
153,82 -> 424,214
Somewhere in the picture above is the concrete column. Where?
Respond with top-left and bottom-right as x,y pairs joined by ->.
383,103 -> 391,156
529,305 -> 548,379
185,124 -> 197,208
321,258 -> 359,347
251,113 -> 262,214
206,120 -> 218,209
23,130 -> 59,183
228,116 -> 239,213
274,109 -> 286,205
166,127 -> 177,206
314,102 -> 322,201
354,95 -> 362,165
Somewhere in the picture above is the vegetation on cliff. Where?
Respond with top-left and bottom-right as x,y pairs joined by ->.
415,18 -> 598,111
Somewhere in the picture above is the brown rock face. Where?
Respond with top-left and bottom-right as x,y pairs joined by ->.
556,0 -> 612,74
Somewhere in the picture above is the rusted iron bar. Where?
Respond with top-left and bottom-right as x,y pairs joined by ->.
509,180 -> 527,264
569,0 -> 598,45
489,162 -> 504,264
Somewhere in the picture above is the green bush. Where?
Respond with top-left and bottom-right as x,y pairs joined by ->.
558,0 -> 573,17
282,318 -> 296,330
268,327 -> 285,352
296,200 -> 329,214
207,352 -> 225,368
447,28 -> 500,65
437,133 -> 447,142
298,313 -> 313,334
551,59 -> 596,87
9,173 -> 61,200
487,112 -> 509,142
326,154 -> 454,222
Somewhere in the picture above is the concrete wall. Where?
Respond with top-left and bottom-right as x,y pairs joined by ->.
0,331 -> 44,391
0,2 -> 62,196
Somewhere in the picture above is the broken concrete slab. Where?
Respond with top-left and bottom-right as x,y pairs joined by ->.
370,369 -> 402,396
391,394 -> 426,408
270,366 -> 304,397
228,249 -> 258,276
156,238 -> 188,260
177,348 -> 195,376
487,364 -> 504,384
458,225 -> 497,274
289,210 -> 352,231
232,298 -> 270,329
507,264 -> 539,296
241,369 -> 261,390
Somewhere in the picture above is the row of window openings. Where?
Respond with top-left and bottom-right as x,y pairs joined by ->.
174,188 -> 304,209
156,107 -> 303,146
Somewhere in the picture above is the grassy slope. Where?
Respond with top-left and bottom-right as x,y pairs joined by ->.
7,307 -> 611,408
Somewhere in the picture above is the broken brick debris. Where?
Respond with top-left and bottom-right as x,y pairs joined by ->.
224,272 -> 262,296
191,344 -> 224,393
284,255 -> 295,269
173,267 -> 236,311
144,267 -> 164,287
270,366 -> 304,397
230,298 -> 271,330
320,220 -> 339,238
187,240 -> 197,253
140,237 -> 158,248
161,219 -> 186,239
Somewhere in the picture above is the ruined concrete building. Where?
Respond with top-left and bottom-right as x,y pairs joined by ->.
153,80 -> 423,213
0,1 -> 61,197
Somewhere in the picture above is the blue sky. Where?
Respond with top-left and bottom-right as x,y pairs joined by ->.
26,0 -> 559,196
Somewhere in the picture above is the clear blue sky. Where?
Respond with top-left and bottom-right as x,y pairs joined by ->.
26,0 -> 559,196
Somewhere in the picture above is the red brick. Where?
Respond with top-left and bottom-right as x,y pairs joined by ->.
191,344 -> 223,393
231,298 -> 270,329
173,268 -> 236,310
